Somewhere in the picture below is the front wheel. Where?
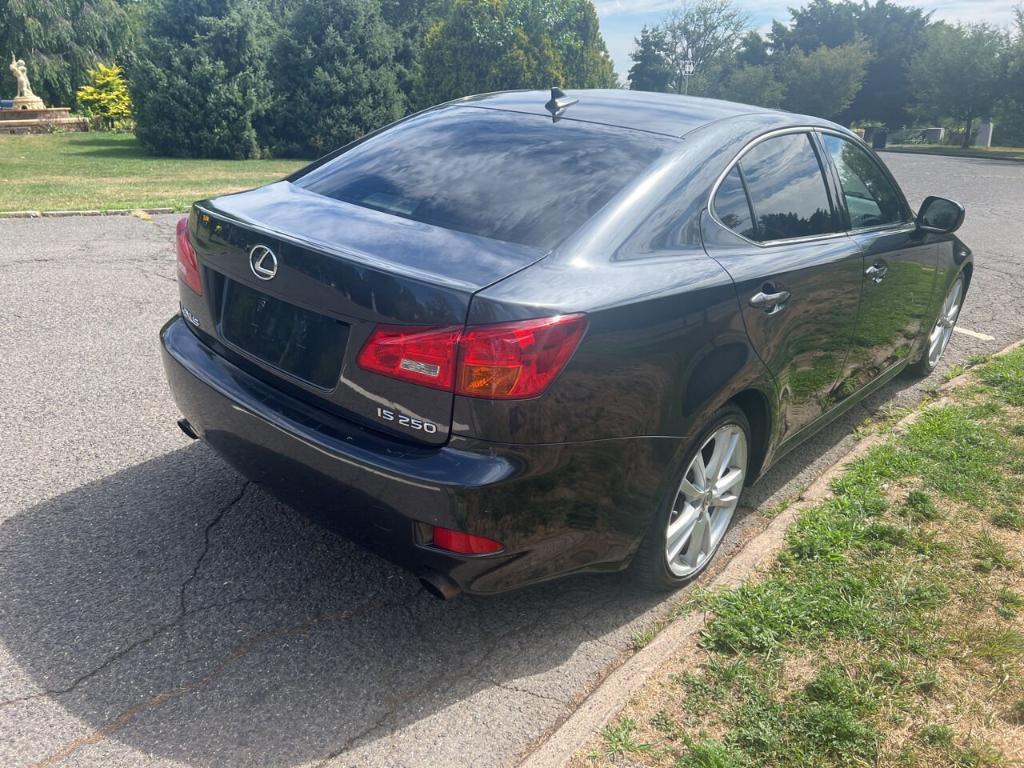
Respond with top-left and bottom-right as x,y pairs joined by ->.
632,405 -> 750,591
909,272 -> 966,377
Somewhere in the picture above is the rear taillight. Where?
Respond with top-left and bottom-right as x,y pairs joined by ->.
357,326 -> 461,391
175,216 -> 203,295
457,315 -> 587,399
357,314 -> 587,400
431,525 -> 503,555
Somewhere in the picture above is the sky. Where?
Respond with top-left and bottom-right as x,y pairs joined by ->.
597,0 -> 1020,79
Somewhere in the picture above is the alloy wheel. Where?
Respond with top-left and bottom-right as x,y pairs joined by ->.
927,275 -> 965,368
664,424 -> 747,578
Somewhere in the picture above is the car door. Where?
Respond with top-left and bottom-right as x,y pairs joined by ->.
702,130 -> 863,442
818,132 -> 939,395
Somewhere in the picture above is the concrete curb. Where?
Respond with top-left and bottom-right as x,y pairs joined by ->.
879,147 -> 1024,163
0,208 -> 176,219
518,339 -> 1024,768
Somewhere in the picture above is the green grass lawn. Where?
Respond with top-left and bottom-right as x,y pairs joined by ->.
884,144 -> 1024,162
584,350 -> 1024,768
0,133 -> 304,213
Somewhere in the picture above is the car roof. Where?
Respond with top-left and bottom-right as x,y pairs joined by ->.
458,88 -> 789,139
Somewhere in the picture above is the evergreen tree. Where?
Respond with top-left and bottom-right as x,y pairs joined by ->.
0,0 -> 130,106
378,0 -> 454,111
735,31 -> 769,67
416,0 -> 615,108
628,26 -> 672,92
515,0 -> 616,89
266,0 -> 407,157
129,0 -> 273,159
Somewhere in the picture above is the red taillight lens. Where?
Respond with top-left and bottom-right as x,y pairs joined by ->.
356,314 -> 587,400
356,325 -> 461,390
456,314 -> 587,399
175,216 -> 203,295
432,526 -> 503,555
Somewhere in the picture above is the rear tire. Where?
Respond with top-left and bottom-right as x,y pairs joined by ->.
631,405 -> 750,592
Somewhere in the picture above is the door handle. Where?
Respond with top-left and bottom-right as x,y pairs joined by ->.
865,263 -> 888,283
749,289 -> 791,315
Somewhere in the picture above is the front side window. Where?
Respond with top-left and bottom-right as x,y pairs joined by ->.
822,134 -> 907,229
735,133 -> 837,242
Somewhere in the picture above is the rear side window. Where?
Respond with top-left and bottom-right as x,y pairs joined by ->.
822,134 -> 907,229
731,133 -> 837,242
294,107 -> 677,250
712,167 -> 756,240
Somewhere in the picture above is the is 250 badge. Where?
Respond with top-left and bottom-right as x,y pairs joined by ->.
376,407 -> 438,434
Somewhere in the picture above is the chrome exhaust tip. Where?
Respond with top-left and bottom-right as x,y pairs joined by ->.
418,570 -> 461,601
177,418 -> 199,440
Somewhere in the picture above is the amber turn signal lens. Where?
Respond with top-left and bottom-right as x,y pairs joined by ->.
457,364 -> 520,397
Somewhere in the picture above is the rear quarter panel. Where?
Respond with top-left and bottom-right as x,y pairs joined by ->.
458,252 -> 762,444
456,113 -> 789,449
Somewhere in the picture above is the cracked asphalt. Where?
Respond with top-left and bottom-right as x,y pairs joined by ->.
1,153 -> 1022,768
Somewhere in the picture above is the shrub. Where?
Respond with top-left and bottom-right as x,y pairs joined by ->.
264,0 -> 407,158
76,63 -> 133,131
129,0 -> 273,159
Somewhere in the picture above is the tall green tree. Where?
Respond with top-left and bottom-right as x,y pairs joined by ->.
527,0 -> 616,90
130,0 -> 273,158
658,0 -> 748,94
627,26 -> 673,92
909,23 -> 1006,147
719,64 -> 785,108
849,1 -> 930,127
770,0 -> 929,126
735,30 -> 769,67
771,0 -> 859,52
417,0 -> 615,107
265,0 -> 407,157
1000,7 -> 1024,145
378,0 -> 453,109
782,39 -> 871,119
0,0 -> 130,106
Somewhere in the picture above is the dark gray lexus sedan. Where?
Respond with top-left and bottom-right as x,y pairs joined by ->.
161,88 -> 971,597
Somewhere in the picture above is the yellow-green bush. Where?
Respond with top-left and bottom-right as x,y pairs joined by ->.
75,63 -> 133,131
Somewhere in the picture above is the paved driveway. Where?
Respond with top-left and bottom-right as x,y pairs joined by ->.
1,154 -> 1021,768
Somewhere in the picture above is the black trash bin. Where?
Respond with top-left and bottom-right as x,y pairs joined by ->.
871,129 -> 888,149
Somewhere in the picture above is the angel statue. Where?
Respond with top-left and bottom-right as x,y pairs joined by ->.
9,53 -> 37,99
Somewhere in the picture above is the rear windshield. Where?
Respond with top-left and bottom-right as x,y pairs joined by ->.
294,106 -> 678,250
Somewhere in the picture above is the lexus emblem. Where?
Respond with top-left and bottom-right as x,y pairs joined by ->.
249,245 -> 278,281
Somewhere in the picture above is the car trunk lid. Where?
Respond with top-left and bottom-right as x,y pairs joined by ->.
189,181 -> 546,446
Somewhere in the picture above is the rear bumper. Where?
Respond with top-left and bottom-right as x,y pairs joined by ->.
160,317 -> 679,593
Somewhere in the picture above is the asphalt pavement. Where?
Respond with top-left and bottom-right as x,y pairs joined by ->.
1,153 -> 1021,768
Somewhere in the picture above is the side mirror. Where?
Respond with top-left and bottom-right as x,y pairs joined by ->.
916,196 -> 965,234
